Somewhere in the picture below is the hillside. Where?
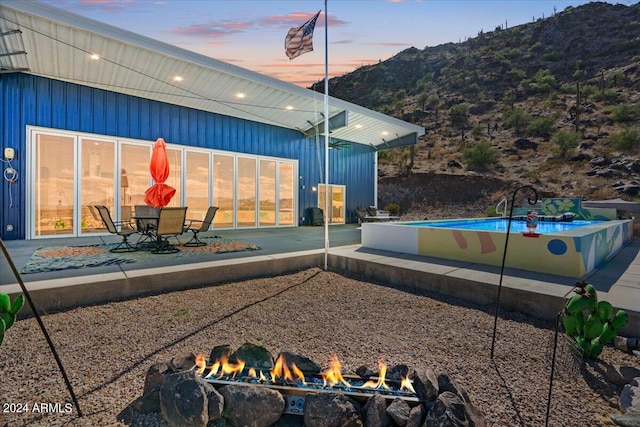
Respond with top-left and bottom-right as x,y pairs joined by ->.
319,1 -> 640,218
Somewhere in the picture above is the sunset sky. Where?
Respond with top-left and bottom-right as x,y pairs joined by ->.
40,0 -> 628,87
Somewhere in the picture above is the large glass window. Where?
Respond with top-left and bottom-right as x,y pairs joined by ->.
259,160 -> 276,227
213,154 -> 234,228
278,162 -> 295,226
165,148 -> 182,208
185,151 -> 210,221
237,157 -> 256,227
120,143 -> 151,221
318,184 -> 345,224
80,138 -> 115,234
34,134 -> 75,236
29,128 -> 297,237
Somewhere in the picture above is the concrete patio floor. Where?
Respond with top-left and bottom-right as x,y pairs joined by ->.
0,224 -> 638,336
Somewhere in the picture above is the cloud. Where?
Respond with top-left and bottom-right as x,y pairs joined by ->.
172,21 -> 252,39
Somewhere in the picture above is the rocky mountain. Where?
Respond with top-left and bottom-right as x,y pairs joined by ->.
318,1 -> 640,219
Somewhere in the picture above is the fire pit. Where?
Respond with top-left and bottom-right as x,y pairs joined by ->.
130,343 -> 485,427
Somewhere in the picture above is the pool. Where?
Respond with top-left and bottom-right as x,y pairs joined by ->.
361,217 -> 634,278
407,218 -> 602,233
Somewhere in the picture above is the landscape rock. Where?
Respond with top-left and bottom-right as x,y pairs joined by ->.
611,408 -> 640,427
277,350 -> 322,374
620,378 -> 640,413
514,138 -> 538,150
230,342 -> 274,370
437,372 -> 486,427
412,368 -> 439,402
304,392 -> 362,427
362,394 -> 392,427
424,391 -> 468,427
406,404 -> 426,427
170,352 -> 197,372
137,362 -> 174,414
591,156 -> 612,166
386,398 -> 411,426
160,370 -> 214,427
209,344 -> 233,363
220,384 -> 284,427
605,366 -> 640,387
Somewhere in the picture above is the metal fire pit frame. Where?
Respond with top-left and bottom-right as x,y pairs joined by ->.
200,373 -> 424,415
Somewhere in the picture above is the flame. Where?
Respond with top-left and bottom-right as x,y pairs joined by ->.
271,354 -> 306,384
362,360 -> 390,390
248,368 -> 257,378
195,354 -> 207,376
195,354 -> 244,379
400,376 -> 416,393
321,355 -> 352,388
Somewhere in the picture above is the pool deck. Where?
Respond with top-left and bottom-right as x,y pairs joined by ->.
1,224 -> 638,336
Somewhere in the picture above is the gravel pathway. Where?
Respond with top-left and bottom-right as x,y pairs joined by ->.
0,268 -> 636,426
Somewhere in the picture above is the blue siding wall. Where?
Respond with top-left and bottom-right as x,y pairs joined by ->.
0,73 -> 375,240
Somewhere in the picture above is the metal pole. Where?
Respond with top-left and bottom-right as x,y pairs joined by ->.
323,0 -> 330,271
490,185 -> 537,359
545,311 -> 562,427
0,239 -> 83,416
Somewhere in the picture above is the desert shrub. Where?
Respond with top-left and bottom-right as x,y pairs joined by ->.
529,116 -> 556,135
450,104 -> 468,128
551,130 -> 580,158
608,127 -> 640,151
531,69 -> 557,93
462,141 -> 500,170
611,103 -> 640,123
502,108 -> 530,134
384,202 -> 401,216
592,89 -> 620,103
508,68 -> 526,80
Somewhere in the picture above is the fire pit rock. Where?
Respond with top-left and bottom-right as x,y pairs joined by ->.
303,392 -> 362,427
220,384 -> 284,427
159,370 -> 223,427
130,344 -> 485,427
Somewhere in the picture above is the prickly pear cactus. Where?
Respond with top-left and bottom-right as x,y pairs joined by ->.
562,282 -> 628,359
0,293 -> 25,346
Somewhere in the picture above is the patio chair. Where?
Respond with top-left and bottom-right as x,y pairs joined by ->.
149,207 -> 187,254
354,207 -> 376,223
134,205 -> 159,246
183,206 -> 219,247
94,205 -> 139,253
365,206 -> 400,221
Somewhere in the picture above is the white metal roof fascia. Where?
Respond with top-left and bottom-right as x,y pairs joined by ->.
0,0 -> 424,149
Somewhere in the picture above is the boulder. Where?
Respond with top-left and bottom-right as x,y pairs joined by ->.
386,398 -> 411,426
412,368 -> 439,402
160,370 -> 216,427
424,391 -> 468,427
209,344 -> 233,364
620,378 -> 640,413
230,343 -> 274,370
514,138 -> 538,150
406,404 -> 426,427
605,366 -> 640,387
277,350 -> 322,374
220,384 -> 284,427
363,394 -> 392,427
611,408 -> 640,427
304,392 -> 362,427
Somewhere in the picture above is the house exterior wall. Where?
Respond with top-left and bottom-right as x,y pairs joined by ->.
0,73 -> 376,240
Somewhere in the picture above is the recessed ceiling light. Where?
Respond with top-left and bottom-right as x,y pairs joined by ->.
381,131 -> 389,136
236,93 -> 246,99
285,105 -> 294,110
355,124 -> 363,129
90,53 -> 100,60
173,76 -> 184,82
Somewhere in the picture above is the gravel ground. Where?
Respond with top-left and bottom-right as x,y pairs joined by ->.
0,268 -> 637,426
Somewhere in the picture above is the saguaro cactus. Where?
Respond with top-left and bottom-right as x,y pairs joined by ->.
562,282 -> 628,359
0,293 -> 25,346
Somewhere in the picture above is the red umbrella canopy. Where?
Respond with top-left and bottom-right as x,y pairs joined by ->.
144,138 -> 176,208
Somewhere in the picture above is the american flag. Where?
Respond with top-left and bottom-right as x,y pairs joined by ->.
284,11 -> 321,60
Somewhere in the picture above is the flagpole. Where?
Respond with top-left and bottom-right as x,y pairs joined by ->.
323,0 -> 329,271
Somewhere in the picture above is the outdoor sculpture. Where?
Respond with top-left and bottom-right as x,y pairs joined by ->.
562,282 -> 628,359
0,293 -> 24,346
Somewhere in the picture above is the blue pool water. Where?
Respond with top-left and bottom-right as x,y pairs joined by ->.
406,218 -> 603,233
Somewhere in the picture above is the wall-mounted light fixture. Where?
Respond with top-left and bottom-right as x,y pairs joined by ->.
311,186 -> 317,192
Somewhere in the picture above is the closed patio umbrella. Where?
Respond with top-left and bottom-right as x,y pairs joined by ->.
144,138 -> 176,208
